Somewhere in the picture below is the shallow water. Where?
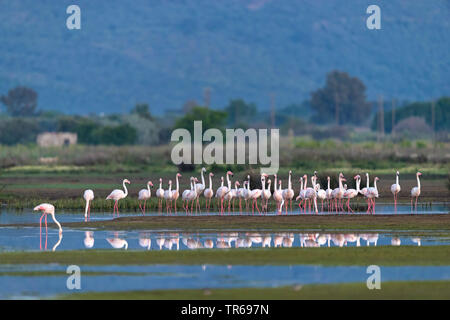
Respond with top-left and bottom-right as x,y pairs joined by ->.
1,264 -> 449,299
0,227 -> 447,252
0,203 -> 448,225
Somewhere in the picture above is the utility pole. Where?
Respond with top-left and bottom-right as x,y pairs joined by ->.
204,87 -> 211,109
391,98 -> 396,139
431,99 -> 436,144
377,95 -> 384,142
334,92 -> 339,126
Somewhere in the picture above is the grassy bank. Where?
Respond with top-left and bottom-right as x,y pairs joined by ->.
1,246 -> 449,266
58,281 -> 450,300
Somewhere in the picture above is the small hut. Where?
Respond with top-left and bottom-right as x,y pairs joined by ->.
37,132 -> 77,147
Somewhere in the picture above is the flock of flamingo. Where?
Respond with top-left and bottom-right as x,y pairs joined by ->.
31,168 -> 423,249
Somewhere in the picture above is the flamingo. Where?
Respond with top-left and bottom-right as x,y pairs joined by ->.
315,177 -> 326,213
249,176 -> 262,215
203,172 -> 214,211
282,170 -> 294,212
155,178 -> 165,211
186,178 -> 199,215
411,172 -> 422,211
106,235 -> 128,250
217,171 -> 233,214
139,234 -> 152,250
138,181 -> 153,215
237,180 -> 248,213
182,177 -> 194,211
84,231 -> 95,248
331,173 -> 346,212
83,189 -> 94,221
367,177 -> 380,214
33,203 -> 62,250
164,180 -> 173,215
273,174 -> 283,212
296,177 -> 306,213
194,168 -> 207,213
325,176 -> 333,212
172,173 -> 182,214
391,171 -> 401,212
228,181 -> 241,212
305,175 -> 319,214
215,176 -> 225,209
106,179 -> 130,217
343,175 -> 360,213
261,174 -> 272,213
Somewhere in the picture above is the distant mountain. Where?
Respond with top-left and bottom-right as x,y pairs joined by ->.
0,0 -> 449,114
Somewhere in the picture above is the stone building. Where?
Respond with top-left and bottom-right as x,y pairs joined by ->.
37,132 -> 77,147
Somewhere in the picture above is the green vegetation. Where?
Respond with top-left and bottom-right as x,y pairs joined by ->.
58,281 -> 450,300
373,96 -> 450,134
1,246 -> 450,266
174,106 -> 227,134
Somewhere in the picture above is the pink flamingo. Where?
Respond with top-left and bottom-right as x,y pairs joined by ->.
411,172 -> 422,211
33,203 -> 62,250
106,179 -> 130,217
172,173 -> 182,214
273,174 -> 283,212
367,177 -> 380,214
282,170 -> 294,212
138,181 -> 153,215
343,175 -> 360,213
83,189 -> 94,221
391,171 -> 401,212
155,178 -> 164,211
203,172 -> 214,211
164,180 -> 173,215
331,173 -> 346,212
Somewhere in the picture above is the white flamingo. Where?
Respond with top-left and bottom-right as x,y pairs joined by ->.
411,172 -> 422,211
217,171 -> 233,214
106,179 -> 130,217
171,173 -> 182,214
343,175 -> 360,213
33,203 -> 62,250
155,178 -> 165,211
249,176 -> 262,215
138,181 -> 153,215
331,173 -> 346,212
282,170 -> 294,213
391,171 -> 401,212
325,176 -> 333,212
83,189 -> 94,221
273,174 -> 283,212
203,172 -> 214,211
367,177 -> 380,214
107,236 -> 128,250
164,180 -> 173,214
261,175 -> 272,213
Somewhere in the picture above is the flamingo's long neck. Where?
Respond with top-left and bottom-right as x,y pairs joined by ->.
262,177 -> 266,192
159,180 -> 162,190
201,170 -> 205,186
175,176 -> 179,192
123,181 -> 128,197
147,183 -> 151,195
339,177 -> 343,191
396,174 -> 399,186
366,174 -> 370,189
209,175 -> 213,189
267,181 -> 271,192
417,174 -> 421,190
288,172 -> 292,190
226,174 -> 231,189
190,179 -> 194,191
274,175 -> 277,191
356,178 -> 361,192
51,213 -> 62,233
327,179 -> 330,190
169,182 -> 172,192
304,177 -> 308,190
84,199 -> 90,218
300,179 -> 303,191
374,179 -> 378,192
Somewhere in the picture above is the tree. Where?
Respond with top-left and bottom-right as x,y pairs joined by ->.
174,106 -> 227,134
224,99 -> 257,126
1,86 -> 38,116
310,71 -> 371,125
131,103 -> 153,120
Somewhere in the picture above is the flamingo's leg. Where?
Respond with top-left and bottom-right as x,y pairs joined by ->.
45,213 -> 48,250
39,212 -> 45,250
415,196 -> 418,211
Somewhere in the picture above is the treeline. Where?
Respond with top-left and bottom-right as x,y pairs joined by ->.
372,97 -> 450,133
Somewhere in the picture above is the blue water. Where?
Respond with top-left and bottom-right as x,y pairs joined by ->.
0,264 -> 449,299
0,227 -> 446,252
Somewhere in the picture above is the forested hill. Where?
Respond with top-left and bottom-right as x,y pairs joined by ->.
0,0 -> 449,114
